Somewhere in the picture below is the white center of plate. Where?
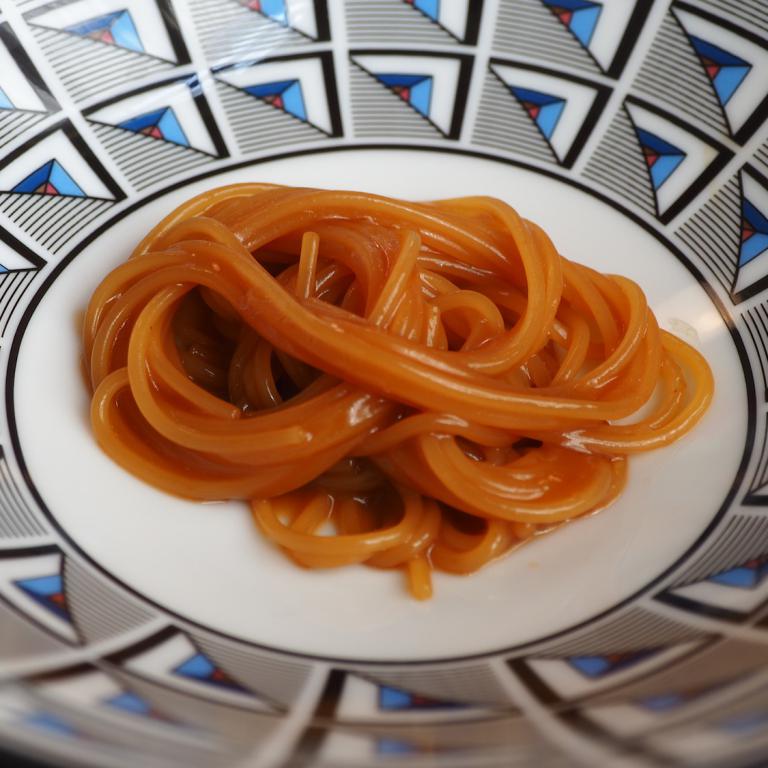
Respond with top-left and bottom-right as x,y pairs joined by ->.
12,150 -> 747,661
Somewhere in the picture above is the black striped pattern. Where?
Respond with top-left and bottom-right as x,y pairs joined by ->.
0,708 -> 119,768
90,123 -> 215,193
634,14 -> 727,136
675,174 -> 740,295
582,107 -> 656,217
530,607 -> 704,656
189,0 -> 313,64
741,303 -> 768,403
85,719 -> 225,768
0,269 -> 37,337
63,559 -> 156,643
349,62 -> 442,139
0,600 -> 65,657
216,81 -> 328,156
318,717 -> 553,760
193,634 -> 310,708
29,26 -> 173,102
695,0 -> 768,37
668,516 -> 768,586
346,0 -> 457,45
0,194 -> 112,255
20,686 -> 230,768
110,670 -> 281,749
698,681 -> 768,729
0,451 -> 47,538
355,664 -> 511,707
472,69 -> 556,164
0,111 -> 46,150
755,140 -> 768,178
494,0 -> 599,75
750,414 -> 768,494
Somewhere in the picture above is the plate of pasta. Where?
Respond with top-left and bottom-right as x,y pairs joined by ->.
0,1 -> 767,767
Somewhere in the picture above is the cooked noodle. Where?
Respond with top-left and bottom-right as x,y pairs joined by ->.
83,184 -> 713,599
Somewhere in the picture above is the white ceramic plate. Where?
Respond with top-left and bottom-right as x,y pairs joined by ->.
0,1 -> 767,766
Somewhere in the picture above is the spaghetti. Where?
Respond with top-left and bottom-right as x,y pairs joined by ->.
84,184 -> 713,599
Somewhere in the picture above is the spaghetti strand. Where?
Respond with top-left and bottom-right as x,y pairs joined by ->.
84,184 -> 714,599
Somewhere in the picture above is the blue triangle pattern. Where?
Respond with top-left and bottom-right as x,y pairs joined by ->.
378,737 -> 417,755
244,79 -> 307,122
405,0 -> 440,22
376,73 -> 433,119
509,86 -> 565,140
568,649 -> 658,678
708,555 -> 768,588
105,691 -> 154,716
717,710 -> 768,735
0,87 -> 13,110
378,684 -> 465,711
66,10 -> 144,53
23,711 -> 76,737
740,198 -> 768,267
635,128 -> 686,191
173,652 -> 249,693
14,574 -> 70,621
541,0 -> 602,48
636,681 -> 723,713
118,107 -> 189,147
637,692 -> 688,712
12,160 -> 85,197
243,0 -> 288,26
688,35 -> 751,108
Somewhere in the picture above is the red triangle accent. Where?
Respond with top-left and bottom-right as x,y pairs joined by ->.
557,10 -> 573,25
705,64 -> 720,80
392,86 -> 410,102
642,146 -> 659,167
262,94 -> 285,110
100,30 -> 115,45
44,182 -> 59,195
141,126 -> 163,139
743,225 -> 755,242
49,593 -> 66,606
248,0 -> 261,9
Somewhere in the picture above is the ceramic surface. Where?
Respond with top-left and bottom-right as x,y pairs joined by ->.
0,1 -> 766,766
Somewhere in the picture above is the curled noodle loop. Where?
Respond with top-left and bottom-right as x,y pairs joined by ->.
84,184 -> 713,599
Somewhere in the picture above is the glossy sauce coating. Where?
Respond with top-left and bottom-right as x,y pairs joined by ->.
84,184 -> 713,599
